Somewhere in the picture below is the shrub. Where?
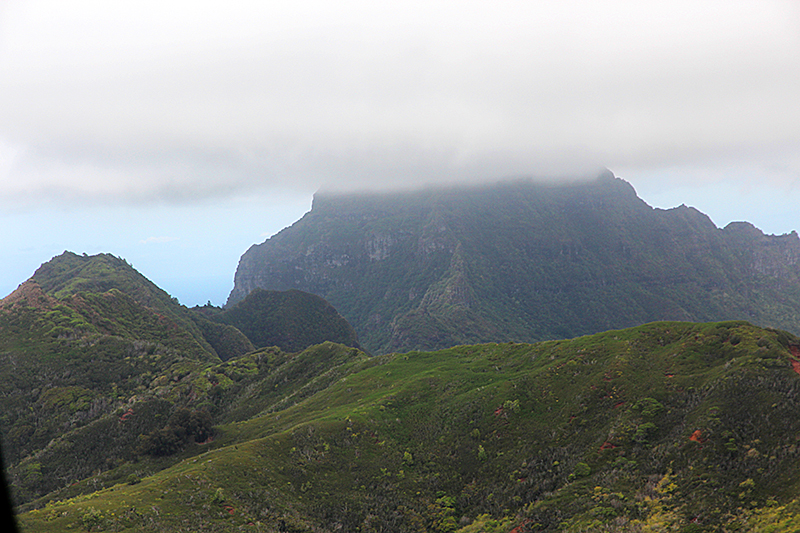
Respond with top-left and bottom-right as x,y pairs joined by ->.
80,506 -> 104,531
477,445 -> 487,462
633,422 -> 658,443
573,462 -> 591,477
211,487 -> 225,504
137,428 -> 182,456
403,451 -> 414,466
137,408 -> 214,456
633,398 -> 664,418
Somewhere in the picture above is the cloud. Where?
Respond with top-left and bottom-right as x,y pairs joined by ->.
0,0 -> 798,205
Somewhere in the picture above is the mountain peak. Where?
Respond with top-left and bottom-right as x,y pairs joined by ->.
229,175 -> 800,354
31,251 -> 164,303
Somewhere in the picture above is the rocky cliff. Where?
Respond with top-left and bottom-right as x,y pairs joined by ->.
229,171 -> 800,354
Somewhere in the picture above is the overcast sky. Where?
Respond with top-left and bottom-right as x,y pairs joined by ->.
1,1 -> 799,306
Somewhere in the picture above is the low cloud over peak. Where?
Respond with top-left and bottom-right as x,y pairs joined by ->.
0,1 -> 798,205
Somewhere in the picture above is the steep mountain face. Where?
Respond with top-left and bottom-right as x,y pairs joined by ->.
16,320 -> 800,532
229,171 -> 800,354
198,288 -> 361,353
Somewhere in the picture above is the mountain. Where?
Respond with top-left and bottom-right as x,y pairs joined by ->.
9,251 -> 800,532
14,319 -> 800,532
198,288 -> 361,353
0,252 -> 358,510
228,170 -> 800,354
24,251 -> 254,361
0,252 -> 243,505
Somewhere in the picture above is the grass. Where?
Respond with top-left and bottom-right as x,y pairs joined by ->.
15,320 -> 800,532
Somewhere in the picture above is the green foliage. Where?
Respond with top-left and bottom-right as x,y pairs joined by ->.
403,451 -> 415,466
502,399 -> 519,413
458,514 -> 516,532
190,314 -> 254,361
28,251 -> 237,359
80,506 -> 104,531
210,288 -> 361,353
632,397 -> 664,417
210,487 -> 225,504
137,409 -> 213,456
477,445 -> 487,462
632,422 -> 658,443
429,494 -> 458,532
11,317 -> 800,533
571,462 -> 591,479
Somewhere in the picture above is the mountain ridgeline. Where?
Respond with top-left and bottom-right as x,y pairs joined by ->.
229,171 -> 800,354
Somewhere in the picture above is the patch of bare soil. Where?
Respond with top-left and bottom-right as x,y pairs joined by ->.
0,280 -> 57,312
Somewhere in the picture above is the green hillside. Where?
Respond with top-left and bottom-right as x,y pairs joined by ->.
14,320 -> 800,532
200,288 -> 361,353
0,253 -> 359,510
0,273 -> 222,504
26,251 -> 254,361
228,172 -> 800,354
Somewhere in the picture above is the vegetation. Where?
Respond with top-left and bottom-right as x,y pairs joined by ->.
0,252 -> 366,514
10,315 -> 800,532
228,172 -> 800,354
7,211 -> 800,532
199,288 -> 360,354
27,251 -> 253,361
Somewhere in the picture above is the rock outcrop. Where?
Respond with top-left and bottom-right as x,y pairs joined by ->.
229,171 -> 800,354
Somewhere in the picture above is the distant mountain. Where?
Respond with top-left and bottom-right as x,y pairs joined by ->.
197,288 -> 360,353
229,170 -> 800,354
15,320 -> 800,532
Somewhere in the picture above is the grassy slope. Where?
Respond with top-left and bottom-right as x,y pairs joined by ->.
17,320 -> 800,532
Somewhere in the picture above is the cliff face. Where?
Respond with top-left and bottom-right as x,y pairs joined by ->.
229,172 -> 800,354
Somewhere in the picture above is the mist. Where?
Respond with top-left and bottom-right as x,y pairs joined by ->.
1,1 -> 798,204
1,1 -> 799,305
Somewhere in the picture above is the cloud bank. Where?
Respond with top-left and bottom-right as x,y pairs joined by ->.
0,0 -> 798,205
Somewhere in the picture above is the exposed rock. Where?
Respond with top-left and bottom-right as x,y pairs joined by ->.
229,171 -> 800,354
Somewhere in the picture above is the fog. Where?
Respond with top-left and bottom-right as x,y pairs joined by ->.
1,1 -> 798,203
0,1 -> 798,304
